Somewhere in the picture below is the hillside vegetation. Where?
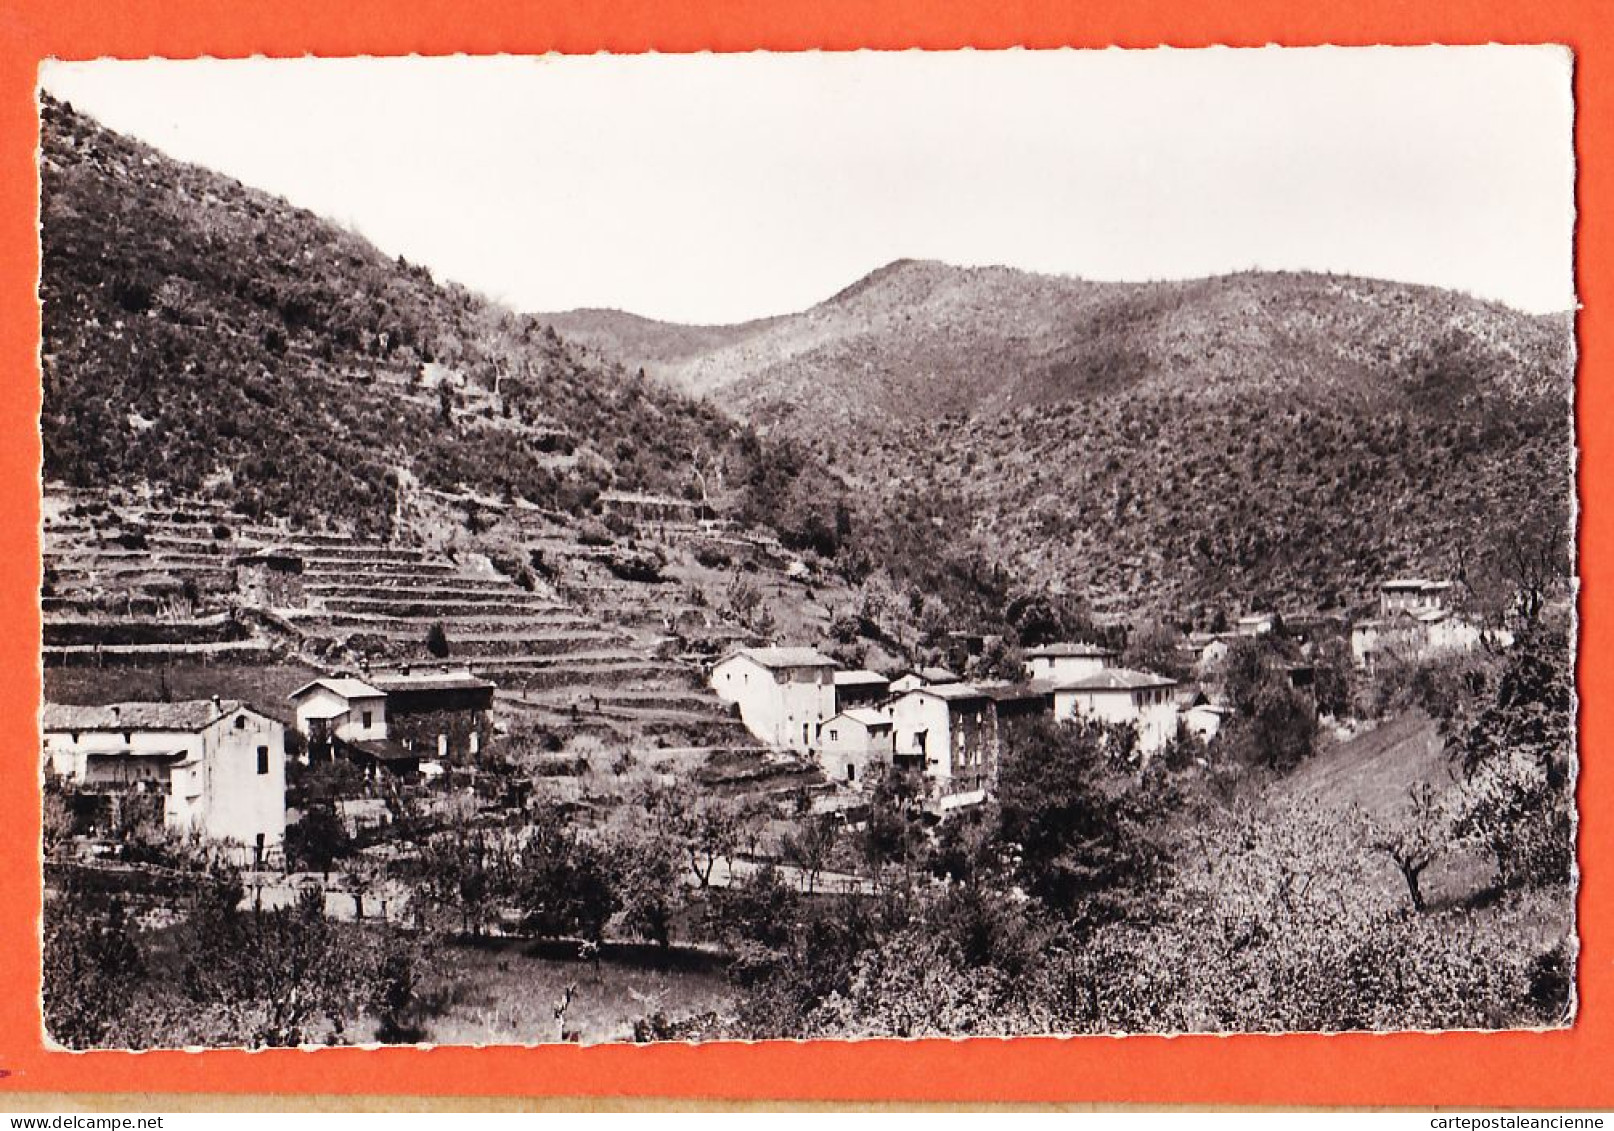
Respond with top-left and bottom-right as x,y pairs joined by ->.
546,259 -> 1575,621
39,95 -> 765,538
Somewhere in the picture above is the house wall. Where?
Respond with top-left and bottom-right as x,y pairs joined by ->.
294,687 -> 388,745
890,692 -> 954,779
388,706 -> 493,762
833,681 -> 889,712
44,709 -> 287,863
1025,654 -> 1110,682
1185,705 -> 1228,741
889,693 -> 996,790
201,708 -> 287,861
946,702 -> 995,793
710,655 -> 835,751
1054,687 -> 1180,757
817,718 -> 892,786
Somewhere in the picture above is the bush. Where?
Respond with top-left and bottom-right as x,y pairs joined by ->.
425,621 -> 450,658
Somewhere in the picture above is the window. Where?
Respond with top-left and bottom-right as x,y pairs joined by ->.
235,715 -> 247,729
362,710 -> 373,730
847,764 -> 856,782
256,745 -> 270,775
829,729 -> 839,741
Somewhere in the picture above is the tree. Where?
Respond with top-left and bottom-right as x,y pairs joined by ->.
859,764 -> 926,890
515,816 -> 618,945
180,874 -> 396,1047
1368,783 -> 1451,912
42,884 -> 144,1048
640,780 -> 750,889
284,801 -> 352,879
425,621 -> 451,659
415,821 -> 515,937
607,827 -> 683,950
1309,634 -> 1357,720
995,717 -> 1167,924
1123,619 -> 1188,682
782,814 -> 841,894
1451,623 -> 1575,889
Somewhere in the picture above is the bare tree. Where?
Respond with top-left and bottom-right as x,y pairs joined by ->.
1369,783 -> 1450,912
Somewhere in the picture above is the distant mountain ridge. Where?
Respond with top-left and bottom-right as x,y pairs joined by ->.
538,259 -> 1574,620
542,258 -> 1569,429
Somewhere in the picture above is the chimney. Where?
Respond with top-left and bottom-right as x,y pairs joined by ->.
400,664 -> 410,676
110,705 -> 120,722
211,695 -> 222,715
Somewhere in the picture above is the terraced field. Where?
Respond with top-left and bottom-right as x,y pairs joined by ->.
39,484 -> 782,758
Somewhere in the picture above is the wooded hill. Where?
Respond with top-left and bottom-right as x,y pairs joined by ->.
547,259 -> 1576,622
38,95 -> 763,538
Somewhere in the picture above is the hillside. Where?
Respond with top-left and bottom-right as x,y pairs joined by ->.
542,260 -> 1576,621
38,94 -> 767,538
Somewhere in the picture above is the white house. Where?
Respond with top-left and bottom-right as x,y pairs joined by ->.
1184,701 -> 1235,742
1022,642 -> 1117,683
816,707 -> 894,786
1235,613 -> 1275,638
1379,579 -> 1453,618
42,699 -> 287,865
709,646 -> 838,752
288,676 -> 388,748
1351,605 -> 1489,671
1053,668 -> 1181,759
888,683 -> 995,799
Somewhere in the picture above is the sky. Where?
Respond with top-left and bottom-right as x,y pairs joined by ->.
39,48 -> 1576,324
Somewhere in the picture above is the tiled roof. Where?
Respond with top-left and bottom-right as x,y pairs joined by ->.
979,681 -> 1058,703
902,682 -> 986,702
830,707 -> 892,728
289,677 -> 385,702
1056,668 -> 1178,693
42,699 -> 245,733
1024,642 -> 1116,658
369,669 -> 496,693
347,738 -> 420,763
724,647 -> 837,669
833,669 -> 890,686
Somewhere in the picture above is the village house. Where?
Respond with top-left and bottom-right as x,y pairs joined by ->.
367,666 -> 497,762
1053,668 -> 1181,759
833,669 -> 891,712
42,698 -> 286,866
1179,690 -> 1235,742
1186,631 -> 1233,671
888,666 -> 961,695
1021,642 -> 1117,683
289,676 -> 388,749
888,683 -> 997,803
816,707 -> 894,786
980,682 -> 1057,746
1351,579 -> 1483,670
709,646 -> 838,752
287,676 -> 420,778
1379,578 -> 1453,618
1235,613 -> 1275,637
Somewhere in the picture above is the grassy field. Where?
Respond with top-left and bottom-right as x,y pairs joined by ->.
406,937 -> 735,1045
42,661 -> 322,725
1273,710 -> 1558,916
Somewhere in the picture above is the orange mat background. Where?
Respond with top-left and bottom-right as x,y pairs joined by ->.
0,0 -> 1603,1107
